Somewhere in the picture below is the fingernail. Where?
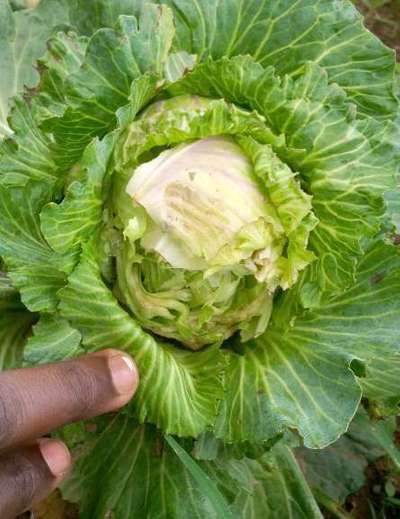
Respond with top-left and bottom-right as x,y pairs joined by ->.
109,354 -> 138,395
38,439 -> 71,477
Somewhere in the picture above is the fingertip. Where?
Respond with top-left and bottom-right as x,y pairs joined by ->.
108,352 -> 139,400
38,439 -> 72,478
89,349 -> 139,401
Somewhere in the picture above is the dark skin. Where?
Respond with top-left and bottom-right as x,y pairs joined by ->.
0,349 -> 139,518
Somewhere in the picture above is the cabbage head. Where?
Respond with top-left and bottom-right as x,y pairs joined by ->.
114,96 -> 317,348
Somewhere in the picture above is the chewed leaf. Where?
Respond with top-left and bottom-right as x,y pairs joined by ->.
215,241 -> 400,448
66,0 -> 146,35
215,337 -> 360,449
164,51 -> 197,82
298,409 -> 400,507
362,355 -> 400,415
59,243 -> 224,437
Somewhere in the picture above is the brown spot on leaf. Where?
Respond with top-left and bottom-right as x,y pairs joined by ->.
153,437 -> 164,457
392,234 -> 400,246
370,272 -> 385,285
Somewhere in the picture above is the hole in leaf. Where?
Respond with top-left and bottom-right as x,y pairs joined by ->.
350,358 -> 366,378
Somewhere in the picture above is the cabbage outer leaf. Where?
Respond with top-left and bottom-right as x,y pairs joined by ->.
215,242 -> 400,448
0,0 -> 70,140
59,242 -> 224,437
0,273 -> 34,370
61,414 -> 322,519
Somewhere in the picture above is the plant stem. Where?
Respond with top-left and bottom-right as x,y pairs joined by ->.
313,488 -> 353,519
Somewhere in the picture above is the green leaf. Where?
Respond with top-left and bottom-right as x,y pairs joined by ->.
24,314 -> 83,366
193,430 -> 281,462
0,182 -> 70,311
0,74 -> 159,314
165,435 -> 235,519
298,408 -> 400,508
9,0 -> 29,10
0,272 -> 35,369
0,310 -> 34,369
0,8 -> 399,517
362,355 -> 400,415
66,0 -> 148,35
0,98 -> 59,187
59,244 -> 224,437
44,5 -> 174,169
0,26 -> 87,184
215,338 -> 360,449
62,414 -> 322,519
0,271 -> 23,312
385,191 -> 400,232
297,413 -> 379,505
55,0 -> 398,119
0,0 -> 70,139
351,411 -> 400,472
162,0 -> 398,117
39,73 -> 158,256
0,86 -> 74,312
290,241 -> 400,361
61,416 -> 237,519
232,444 -> 323,519
40,133 -> 116,254
215,241 -> 400,448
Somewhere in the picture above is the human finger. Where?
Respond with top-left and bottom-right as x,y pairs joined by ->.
0,439 -> 71,518
0,349 -> 138,451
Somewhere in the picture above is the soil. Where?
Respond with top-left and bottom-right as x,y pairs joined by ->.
343,456 -> 400,518
356,0 -> 400,58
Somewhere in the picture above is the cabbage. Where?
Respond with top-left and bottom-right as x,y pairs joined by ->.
114,97 -> 316,348
0,0 -> 399,516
